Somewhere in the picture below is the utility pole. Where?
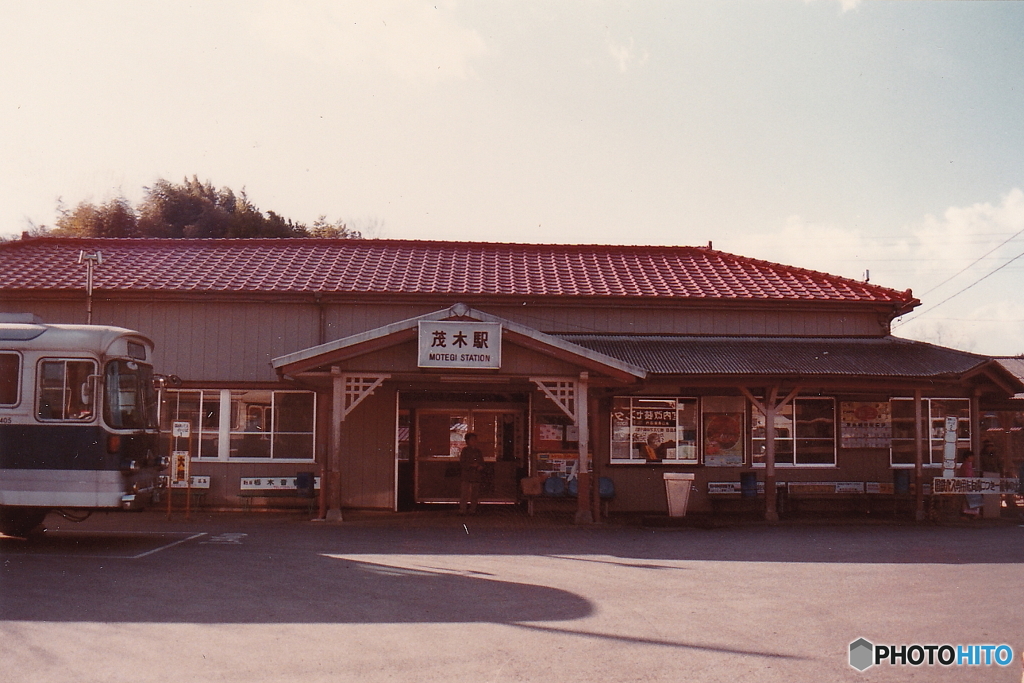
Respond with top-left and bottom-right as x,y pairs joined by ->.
78,251 -> 103,324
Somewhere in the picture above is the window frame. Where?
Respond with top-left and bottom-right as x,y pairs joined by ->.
163,388 -> 317,462
0,351 -> 21,407
609,396 -> 701,466
35,357 -> 98,422
890,397 -> 971,468
751,397 -> 837,468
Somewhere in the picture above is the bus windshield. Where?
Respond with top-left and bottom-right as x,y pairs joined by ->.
104,360 -> 158,429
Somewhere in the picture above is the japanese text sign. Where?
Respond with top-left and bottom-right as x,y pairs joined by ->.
418,321 -> 502,369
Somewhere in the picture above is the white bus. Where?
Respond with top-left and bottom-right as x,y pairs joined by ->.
0,319 -> 163,536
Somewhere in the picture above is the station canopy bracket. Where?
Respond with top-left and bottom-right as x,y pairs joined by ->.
531,377 -> 578,422
340,372 -> 390,420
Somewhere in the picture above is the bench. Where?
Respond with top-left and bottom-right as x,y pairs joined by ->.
782,482 -> 929,517
707,481 -> 923,517
158,476 -> 211,507
707,480 -> 781,514
521,476 -> 614,517
239,475 -> 320,513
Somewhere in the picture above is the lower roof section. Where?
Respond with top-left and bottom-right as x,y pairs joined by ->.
559,334 -> 1021,391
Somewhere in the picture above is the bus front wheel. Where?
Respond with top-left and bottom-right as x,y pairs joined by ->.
0,507 -> 49,537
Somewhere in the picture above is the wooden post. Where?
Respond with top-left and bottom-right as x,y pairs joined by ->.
763,387 -> 779,523
741,385 -> 800,523
327,367 -> 344,522
590,394 -> 602,522
575,372 -> 593,524
913,390 -> 925,521
970,390 -> 982,461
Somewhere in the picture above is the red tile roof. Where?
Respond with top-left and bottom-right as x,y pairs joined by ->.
0,237 -> 918,308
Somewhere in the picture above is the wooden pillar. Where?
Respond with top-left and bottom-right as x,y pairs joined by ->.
970,390 -> 982,461
590,393 -> 602,522
327,367 -> 344,522
575,372 -> 593,525
763,387 -> 779,523
742,385 -> 800,523
913,389 -> 925,521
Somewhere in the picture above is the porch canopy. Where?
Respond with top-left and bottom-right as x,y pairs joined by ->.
272,305 -> 1021,523
272,304 -> 646,522
563,333 -> 1023,521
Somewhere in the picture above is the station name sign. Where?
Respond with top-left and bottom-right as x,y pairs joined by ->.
418,321 -> 502,370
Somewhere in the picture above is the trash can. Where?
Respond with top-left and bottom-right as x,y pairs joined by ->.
663,472 -> 695,517
740,472 -> 758,499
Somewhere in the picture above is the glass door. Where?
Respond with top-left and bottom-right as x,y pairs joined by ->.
414,409 -> 524,504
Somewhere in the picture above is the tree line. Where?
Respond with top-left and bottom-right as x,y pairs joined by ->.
27,177 -> 361,239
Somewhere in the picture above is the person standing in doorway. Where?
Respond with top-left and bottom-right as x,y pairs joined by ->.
459,432 -> 484,515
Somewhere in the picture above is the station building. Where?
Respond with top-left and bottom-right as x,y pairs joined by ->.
1,236 -> 1021,520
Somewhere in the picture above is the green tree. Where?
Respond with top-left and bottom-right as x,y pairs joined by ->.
53,197 -> 139,238
31,176 -> 364,240
309,215 -> 360,239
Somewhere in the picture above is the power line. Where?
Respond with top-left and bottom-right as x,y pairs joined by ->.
893,246 -> 1024,329
918,225 -> 1024,297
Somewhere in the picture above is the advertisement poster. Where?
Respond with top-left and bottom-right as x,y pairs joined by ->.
840,402 -> 892,448
171,450 -> 190,484
632,400 -> 678,462
703,412 -> 744,466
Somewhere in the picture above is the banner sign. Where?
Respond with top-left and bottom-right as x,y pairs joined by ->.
159,475 -> 210,489
787,481 -> 866,494
240,477 -> 321,491
708,481 -> 789,494
931,478 -> 1019,495
417,321 -> 501,369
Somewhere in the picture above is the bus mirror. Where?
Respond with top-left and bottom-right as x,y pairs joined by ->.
82,374 -> 101,405
153,374 -> 182,389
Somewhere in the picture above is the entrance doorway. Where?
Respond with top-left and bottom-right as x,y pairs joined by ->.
414,408 -> 525,504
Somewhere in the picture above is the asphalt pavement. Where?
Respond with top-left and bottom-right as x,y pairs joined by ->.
2,509 -> 1022,683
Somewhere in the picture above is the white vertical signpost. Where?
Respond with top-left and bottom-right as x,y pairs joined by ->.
170,420 -> 192,519
942,416 -> 958,478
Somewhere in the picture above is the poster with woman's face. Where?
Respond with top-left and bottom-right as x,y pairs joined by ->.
632,402 -> 677,461
703,412 -> 744,466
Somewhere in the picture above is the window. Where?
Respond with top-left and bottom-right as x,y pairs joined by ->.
232,390 -> 272,458
162,390 -> 221,458
163,389 -> 316,461
0,353 -> 19,406
752,398 -> 836,466
610,397 -> 699,464
104,360 -> 157,429
37,359 -> 96,421
890,398 -> 970,467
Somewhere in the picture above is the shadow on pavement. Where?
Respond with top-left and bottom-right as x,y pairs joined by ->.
0,542 -> 593,624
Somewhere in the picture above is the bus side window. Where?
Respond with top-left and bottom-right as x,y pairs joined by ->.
0,353 -> 19,406
38,359 -> 96,420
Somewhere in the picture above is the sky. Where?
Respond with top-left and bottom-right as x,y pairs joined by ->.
1,1 -> 1022,355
